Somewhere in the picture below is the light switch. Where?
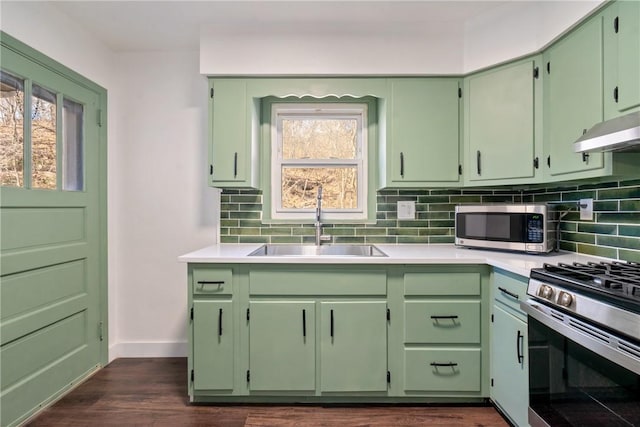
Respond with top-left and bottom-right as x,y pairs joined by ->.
397,201 -> 416,220
579,198 -> 593,221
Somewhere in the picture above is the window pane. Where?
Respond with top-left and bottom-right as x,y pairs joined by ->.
32,84 -> 57,189
0,71 -> 25,187
282,118 -> 357,160
282,167 -> 358,209
62,98 -> 83,191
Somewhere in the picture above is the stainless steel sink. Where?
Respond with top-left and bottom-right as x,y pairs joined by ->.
248,244 -> 387,257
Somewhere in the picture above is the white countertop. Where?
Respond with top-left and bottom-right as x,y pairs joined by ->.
178,244 -> 611,277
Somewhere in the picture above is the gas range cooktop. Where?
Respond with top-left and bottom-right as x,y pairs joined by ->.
529,261 -> 640,314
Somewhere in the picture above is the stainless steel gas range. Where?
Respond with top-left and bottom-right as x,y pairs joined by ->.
521,261 -> 640,427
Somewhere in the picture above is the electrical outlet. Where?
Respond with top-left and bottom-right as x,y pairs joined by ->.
579,198 -> 593,221
397,201 -> 416,220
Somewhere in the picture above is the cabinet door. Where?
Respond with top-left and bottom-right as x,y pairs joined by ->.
491,304 -> 529,427
388,78 -> 460,185
466,59 -> 538,182
320,301 -> 387,392
248,301 -> 316,391
546,18 -> 604,176
210,79 -> 249,185
616,0 -> 640,112
193,300 -> 234,390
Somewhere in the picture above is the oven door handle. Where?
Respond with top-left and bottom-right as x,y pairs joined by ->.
521,300 -> 640,375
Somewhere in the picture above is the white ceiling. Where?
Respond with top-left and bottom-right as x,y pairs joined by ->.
46,1 -> 510,52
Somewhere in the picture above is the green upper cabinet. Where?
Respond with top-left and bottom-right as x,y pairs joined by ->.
544,15 -> 606,178
464,57 -> 542,185
248,301 -> 316,392
381,78 -> 461,188
319,301 -> 387,392
604,0 -> 640,118
209,78 -> 258,188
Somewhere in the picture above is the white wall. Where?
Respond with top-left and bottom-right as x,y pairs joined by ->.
1,2 -> 219,360
200,23 -> 465,75
200,1 -> 605,75
464,0 -> 604,72
110,51 -> 218,358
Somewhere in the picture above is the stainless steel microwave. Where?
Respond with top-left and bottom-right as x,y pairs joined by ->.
455,204 -> 557,254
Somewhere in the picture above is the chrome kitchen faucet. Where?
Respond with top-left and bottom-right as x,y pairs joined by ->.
315,186 -> 330,246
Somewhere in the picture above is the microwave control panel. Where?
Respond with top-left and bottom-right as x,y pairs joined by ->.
526,214 -> 544,243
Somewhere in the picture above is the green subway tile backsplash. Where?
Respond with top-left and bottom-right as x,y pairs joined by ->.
220,180 -> 640,261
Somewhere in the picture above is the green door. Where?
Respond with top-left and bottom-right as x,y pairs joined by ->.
249,301 -> 316,392
388,78 -> 460,185
320,301 -> 387,392
546,17 -> 604,176
466,59 -> 538,182
210,79 -> 248,185
491,305 -> 528,427
1,39 -> 106,427
617,0 -> 640,112
193,300 -> 234,390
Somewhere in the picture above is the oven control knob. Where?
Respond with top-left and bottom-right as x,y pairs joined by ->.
558,291 -> 573,307
538,285 -> 554,299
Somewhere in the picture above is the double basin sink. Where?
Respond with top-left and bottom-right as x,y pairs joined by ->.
248,244 -> 387,257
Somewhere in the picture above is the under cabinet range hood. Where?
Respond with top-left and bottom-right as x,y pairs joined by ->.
574,111 -> 640,153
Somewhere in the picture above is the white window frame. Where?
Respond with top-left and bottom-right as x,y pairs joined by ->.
271,102 -> 368,221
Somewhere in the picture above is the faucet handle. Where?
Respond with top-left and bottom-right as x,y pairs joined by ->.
317,185 -> 323,199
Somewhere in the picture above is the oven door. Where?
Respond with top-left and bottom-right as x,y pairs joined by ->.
522,300 -> 640,427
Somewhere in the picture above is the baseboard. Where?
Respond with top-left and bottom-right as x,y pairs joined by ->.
108,341 -> 188,360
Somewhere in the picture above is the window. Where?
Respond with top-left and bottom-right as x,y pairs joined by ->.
31,84 -> 57,189
0,69 -> 84,191
271,103 -> 368,220
0,71 -> 25,187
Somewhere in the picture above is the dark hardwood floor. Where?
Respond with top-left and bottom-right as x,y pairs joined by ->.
26,358 -> 509,426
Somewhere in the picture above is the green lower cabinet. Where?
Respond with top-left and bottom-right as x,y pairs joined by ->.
404,301 -> 480,344
404,348 -> 481,392
491,304 -> 529,427
248,301 -> 316,392
193,300 -> 234,390
320,301 -> 387,392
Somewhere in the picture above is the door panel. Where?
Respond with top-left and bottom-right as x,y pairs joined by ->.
0,39 -> 105,427
547,18 -> 604,176
467,60 -> 536,181
249,301 -> 316,391
617,0 -> 640,111
193,301 -> 234,390
389,78 -> 460,183
320,301 -> 387,392
491,304 -> 529,427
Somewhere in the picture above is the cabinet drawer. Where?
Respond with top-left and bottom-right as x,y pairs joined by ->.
193,267 -> 233,295
404,348 -> 481,392
404,301 -> 480,344
493,271 -> 527,315
249,270 -> 386,296
404,272 -> 480,296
